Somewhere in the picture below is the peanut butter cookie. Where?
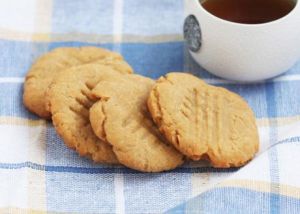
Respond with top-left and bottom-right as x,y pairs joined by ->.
89,74 -> 184,172
23,47 -> 133,119
148,73 -> 259,168
47,64 -> 129,164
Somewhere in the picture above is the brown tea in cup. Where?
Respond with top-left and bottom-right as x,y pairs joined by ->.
201,0 -> 296,24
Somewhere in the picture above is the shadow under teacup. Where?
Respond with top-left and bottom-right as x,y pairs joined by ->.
184,0 -> 300,82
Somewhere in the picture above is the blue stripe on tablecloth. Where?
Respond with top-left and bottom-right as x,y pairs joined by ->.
52,0 -> 184,36
0,40 -> 49,77
166,187 -> 300,214
48,41 -> 185,79
0,40 -> 185,79
0,161 -> 238,174
265,81 -> 300,117
122,0 -> 184,35
123,173 -> 191,213
0,83 -> 38,119
46,170 -> 116,213
52,0 -> 114,35
45,125 -> 109,167
266,82 -> 280,214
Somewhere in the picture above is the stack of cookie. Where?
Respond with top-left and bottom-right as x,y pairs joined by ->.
23,47 -> 259,172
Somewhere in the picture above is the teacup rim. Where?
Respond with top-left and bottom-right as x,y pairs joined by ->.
193,0 -> 299,27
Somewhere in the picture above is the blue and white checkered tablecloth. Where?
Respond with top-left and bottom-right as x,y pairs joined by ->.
0,0 -> 300,213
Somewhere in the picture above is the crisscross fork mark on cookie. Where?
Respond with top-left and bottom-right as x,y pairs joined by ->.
23,47 -> 133,119
148,72 -> 259,168
90,74 -> 184,172
47,64 -> 132,164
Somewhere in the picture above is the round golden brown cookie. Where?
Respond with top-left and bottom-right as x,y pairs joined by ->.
89,74 -> 184,172
147,72 -> 259,168
47,64 -> 129,164
23,47 -> 133,119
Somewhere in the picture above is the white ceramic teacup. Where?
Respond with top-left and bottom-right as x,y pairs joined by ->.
184,0 -> 300,81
